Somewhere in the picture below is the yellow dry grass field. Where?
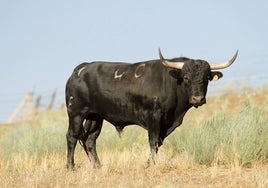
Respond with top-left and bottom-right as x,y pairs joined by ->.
1,87 -> 268,188
1,151 -> 268,188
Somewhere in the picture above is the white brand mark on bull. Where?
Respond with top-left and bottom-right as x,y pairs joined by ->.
67,96 -> 74,112
77,67 -> 86,77
134,64 -> 145,78
114,69 -> 125,80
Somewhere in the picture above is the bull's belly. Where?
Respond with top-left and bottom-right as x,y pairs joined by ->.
103,113 -> 145,128
87,106 -> 147,130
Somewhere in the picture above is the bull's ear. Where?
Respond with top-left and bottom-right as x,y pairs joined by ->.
169,70 -> 183,84
210,71 -> 223,81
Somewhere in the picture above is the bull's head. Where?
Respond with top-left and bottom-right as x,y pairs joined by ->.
159,49 -> 238,108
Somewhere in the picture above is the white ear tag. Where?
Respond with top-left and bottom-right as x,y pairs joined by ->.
212,74 -> 219,81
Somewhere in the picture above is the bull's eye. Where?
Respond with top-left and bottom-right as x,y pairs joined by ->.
183,76 -> 191,85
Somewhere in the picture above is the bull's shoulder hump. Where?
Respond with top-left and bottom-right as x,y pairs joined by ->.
73,62 -> 89,72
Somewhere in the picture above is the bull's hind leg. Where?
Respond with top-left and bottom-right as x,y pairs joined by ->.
83,118 -> 103,168
66,115 -> 84,169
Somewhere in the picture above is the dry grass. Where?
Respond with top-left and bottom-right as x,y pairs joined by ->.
1,87 -> 268,188
1,150 -> 268,188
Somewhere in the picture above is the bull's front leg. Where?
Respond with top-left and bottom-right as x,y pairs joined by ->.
147,131 -> 159,167
146,112 -> 162,168
146,101 -> 162,168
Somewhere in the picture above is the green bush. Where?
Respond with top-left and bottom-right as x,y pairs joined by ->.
0,117 -> 66,160
166,103 -> 268,166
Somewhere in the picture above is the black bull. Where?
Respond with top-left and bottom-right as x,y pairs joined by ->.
65,49 -> 238,169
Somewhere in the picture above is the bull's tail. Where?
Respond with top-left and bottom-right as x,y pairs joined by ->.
78,128 -> 89,157
79,139 -> 89,156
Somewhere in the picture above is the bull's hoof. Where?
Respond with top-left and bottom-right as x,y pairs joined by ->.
92,161 -> 102,169
66,163 -> 75,170
144,159 -> 156,169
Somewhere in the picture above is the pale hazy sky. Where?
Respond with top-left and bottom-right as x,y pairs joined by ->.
1,0 -> 268,122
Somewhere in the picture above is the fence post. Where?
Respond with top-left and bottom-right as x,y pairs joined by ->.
7,92 -> 33,123
34,95 -> 42,115
7,97 -> 26,123
47,89 -> 57,110
24,92 -> 33,118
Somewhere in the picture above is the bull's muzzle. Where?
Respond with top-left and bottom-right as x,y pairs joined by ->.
190,96 -> 206,108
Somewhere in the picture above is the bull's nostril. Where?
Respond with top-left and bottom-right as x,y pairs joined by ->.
200,97 -> 206,103
192,96 -> 206,104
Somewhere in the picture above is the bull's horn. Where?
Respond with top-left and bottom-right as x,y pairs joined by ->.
159,48 -> 184,69
209,50 -> 238,70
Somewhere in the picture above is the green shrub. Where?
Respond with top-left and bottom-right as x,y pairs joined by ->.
166,103 -> 268,166
0,117 -> 66,160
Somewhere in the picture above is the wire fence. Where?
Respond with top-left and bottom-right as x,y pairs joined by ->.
0,88 -> 66,124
